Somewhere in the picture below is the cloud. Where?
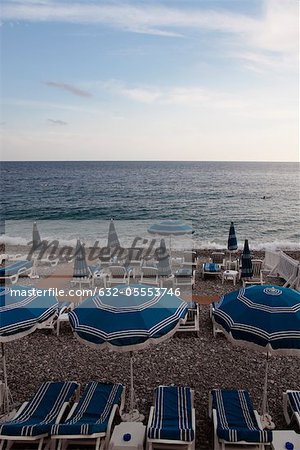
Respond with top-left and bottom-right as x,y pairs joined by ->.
44,81 -> 92,97
0,1 -> 296,45
102,80 -> 243,108
2,0 -> 297,73
98,79 -> 296,122
47,118 -> 68,125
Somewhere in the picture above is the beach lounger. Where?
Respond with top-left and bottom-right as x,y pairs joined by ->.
0,260 -> 34,284
182,251 -> 198,269
71,265 -> 102,289
242,260 -> 264,287
0,381 -> 79,450
51,382 -> 125,450
126,247 -> 144,267
0,254 -> 23,264
283,390 -> 300,430
211,252 -> 225,267
202,263 -> 221,279
36,255 -> 59,267
140,266 -> 159,286
173,268 -> 195,289
106,265 -> 133,286
209,389 -> 272,450
210,302 -> 224,337
177,301 -> 200,336
55,301 -> 75,336
146,385 -> 195,450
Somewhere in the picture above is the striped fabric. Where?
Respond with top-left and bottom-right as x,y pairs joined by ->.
0,286 -> 58,341
228,222 -> 238,251
148,220 -> 193,236
107,219 -> 120,248
212,390 -> 272,443
203,263 -> 220,272
51,382 -> 123,436
73,240 -> 89,278
148,386 -> 194,442
0,382 -> 78,437
241,239 -> 253,278
175,268 -> 193,277
0,260 -> 33,277
213,285 -> 300,352
288,391 -> 300,413
156,239 -> 172,277
69,284 -> 187,350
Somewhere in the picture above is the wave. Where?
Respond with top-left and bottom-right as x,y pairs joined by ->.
1,234 -> 299,252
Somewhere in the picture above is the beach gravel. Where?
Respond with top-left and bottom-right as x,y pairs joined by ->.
1,250 -> 300,449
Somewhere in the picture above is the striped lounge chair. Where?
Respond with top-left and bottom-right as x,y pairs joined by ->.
177,301 -> 200,336
51,382 -> 125,450
0,381 -> 79,450
146,385 -> 195,449
0,260 -> 34,284
283,390 -> 300,429
209,389 -> 272,450
202,263 -> 221,279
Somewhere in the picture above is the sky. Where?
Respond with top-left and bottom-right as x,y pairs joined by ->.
0,0 -> 299,161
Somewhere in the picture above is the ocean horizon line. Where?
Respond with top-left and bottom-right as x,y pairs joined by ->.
1,160 -> 299,164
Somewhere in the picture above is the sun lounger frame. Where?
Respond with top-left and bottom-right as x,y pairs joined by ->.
177,302 -> 200,337
283,390 -> 300,430
0,260 -> 34,285
146,388 -> 196,450
0,383 -> 79,450
208,391 -> 270,450
50,386 -> 125,450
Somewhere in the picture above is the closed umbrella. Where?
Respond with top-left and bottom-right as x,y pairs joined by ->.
69,284 -> 188,420
0,285 -> 58,414
73,240 -> 89,278
156,239 -> 172,278
32,222 -> 42,249
227,222 -> 237,261
213,285 -> 300,417
240,239 -> 253,279
107,219 -> 120,249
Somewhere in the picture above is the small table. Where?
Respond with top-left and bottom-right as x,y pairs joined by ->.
271,430 -> 300,450
222,270 -> 239,285
109,422 -> 146,450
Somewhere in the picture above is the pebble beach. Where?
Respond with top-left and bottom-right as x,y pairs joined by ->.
1,248 -> 300,450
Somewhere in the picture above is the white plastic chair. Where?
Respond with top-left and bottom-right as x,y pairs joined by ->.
140,267 -> 159,286
243,259 -> 264,287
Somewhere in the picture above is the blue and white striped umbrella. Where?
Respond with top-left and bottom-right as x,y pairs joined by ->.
148,220 -> 193,236
240,239 -> 253,279
0,285 -> 58,413
227,222 -> 238,252
213,284 -> 300,414
69,284 -> 187,351
69,285 -> 187,419
0,286 -> 58,342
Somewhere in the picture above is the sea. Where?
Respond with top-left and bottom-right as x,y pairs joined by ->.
1,161 -> 299,251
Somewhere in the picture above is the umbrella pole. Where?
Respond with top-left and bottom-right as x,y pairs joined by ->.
1,343 -> 10,414
130,351 -> 135,414
262,352 -> 270,415
122,352 -> 144,422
